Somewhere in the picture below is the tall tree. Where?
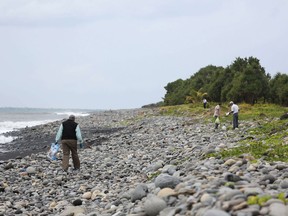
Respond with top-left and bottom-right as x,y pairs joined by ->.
269,73 -> 288,106
224,57 -> 270,104
189,65 -> 222,91
164,79 -> 187,105
162,56 -> 274,106
206,67 -> 225,102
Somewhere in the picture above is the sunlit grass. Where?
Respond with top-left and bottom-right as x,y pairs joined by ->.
157,102 -> 288,121
210,106 -> 288,162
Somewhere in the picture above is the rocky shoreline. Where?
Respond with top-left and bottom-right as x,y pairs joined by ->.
1,108 -> 288,215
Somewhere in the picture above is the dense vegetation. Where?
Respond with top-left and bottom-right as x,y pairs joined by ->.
163,56 -> 288,106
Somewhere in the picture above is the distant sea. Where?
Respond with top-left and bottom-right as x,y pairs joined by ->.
0,107 -> 96,149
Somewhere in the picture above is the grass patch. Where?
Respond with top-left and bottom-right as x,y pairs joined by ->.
147,171 -> 161,181
209,118 -> 288,162
247,193 -> 288,206
157,103 -> 288,162
157,103 -> 288,120
238,103 -> 288,120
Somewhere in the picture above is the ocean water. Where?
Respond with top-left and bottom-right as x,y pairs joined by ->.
0,107 -> 94,149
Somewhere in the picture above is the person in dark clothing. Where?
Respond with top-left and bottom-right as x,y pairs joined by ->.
55,115 -> 83,171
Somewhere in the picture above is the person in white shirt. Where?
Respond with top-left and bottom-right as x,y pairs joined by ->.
203,98 -> 207,109
227,101 -> 239,129
213,103 -> 221,129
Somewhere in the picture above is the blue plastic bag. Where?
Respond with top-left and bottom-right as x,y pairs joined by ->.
47,143 -> 60,160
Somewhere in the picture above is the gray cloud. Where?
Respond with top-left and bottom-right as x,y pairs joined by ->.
0,0 -> 287,109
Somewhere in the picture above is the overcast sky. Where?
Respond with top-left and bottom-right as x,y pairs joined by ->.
0,0 -> 287,110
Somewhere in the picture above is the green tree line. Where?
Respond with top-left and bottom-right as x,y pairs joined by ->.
163,57 -> 288,106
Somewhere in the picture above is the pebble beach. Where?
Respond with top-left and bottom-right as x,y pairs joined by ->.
1,108 -> 288,216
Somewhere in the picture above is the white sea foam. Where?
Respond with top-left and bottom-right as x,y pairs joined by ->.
0,135 -> 14,144
0,120 -> 54,144
0,108 -> 92,145
55,112 -> 90,117
0,120 -> 54,134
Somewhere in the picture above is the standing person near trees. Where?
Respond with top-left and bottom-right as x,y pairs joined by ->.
213,103 -> 221,129
203,98 -> 208,109
55,115 -> 83,172
226,101 -> 239,129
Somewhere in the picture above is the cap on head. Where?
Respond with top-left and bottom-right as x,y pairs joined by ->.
229,101 -> 234,106
69,115 -> 75,121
